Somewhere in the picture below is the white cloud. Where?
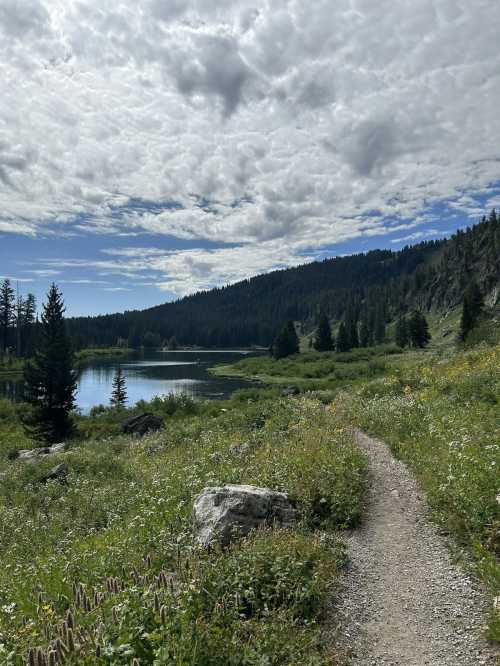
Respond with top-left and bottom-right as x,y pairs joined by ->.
1,0 -> 500,293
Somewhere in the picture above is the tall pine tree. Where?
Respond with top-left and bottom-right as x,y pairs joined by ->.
0,279 -> 15,353
459,281 -> 483,341
395,315 -> 409,348
313,312 -> 334,351
271,321 -> 299,359
23,285 -> 77,442
358,314 -> 370,348
408,311 -> 431,348
110,366 -> 128,408
336,322 -> 350,352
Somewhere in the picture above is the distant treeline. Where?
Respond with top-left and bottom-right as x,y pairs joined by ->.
0,282 -> 37,358
66,212 -> 499,349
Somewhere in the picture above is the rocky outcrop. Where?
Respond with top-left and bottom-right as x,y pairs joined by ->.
16,443 -> 66,460
193,484 -> 295,548
40,463 -> 69,484
121,413 -> 163,437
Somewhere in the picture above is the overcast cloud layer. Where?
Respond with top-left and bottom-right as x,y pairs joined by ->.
1,0 -> 500,302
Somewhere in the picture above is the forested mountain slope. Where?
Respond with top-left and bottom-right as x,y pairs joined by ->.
67,211 -> 500,348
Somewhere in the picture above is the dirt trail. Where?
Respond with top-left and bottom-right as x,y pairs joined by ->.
333,430 -> 499,666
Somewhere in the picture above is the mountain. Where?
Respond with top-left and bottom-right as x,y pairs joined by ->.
67,211 -> 500,348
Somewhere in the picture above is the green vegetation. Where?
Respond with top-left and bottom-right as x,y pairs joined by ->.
0,348 -> 131,377
212,345 -> 400,392
333,344 -> 500,640
0,356 -> 24,376
75,347 -> 131,363
0,396 -> 366,664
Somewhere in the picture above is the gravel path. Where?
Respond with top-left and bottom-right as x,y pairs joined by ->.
333,429 -> 499,666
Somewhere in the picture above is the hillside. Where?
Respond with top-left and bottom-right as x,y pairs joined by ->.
67,211 -> 500,349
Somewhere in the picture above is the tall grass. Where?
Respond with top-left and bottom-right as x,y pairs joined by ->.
0,396 -> 366,664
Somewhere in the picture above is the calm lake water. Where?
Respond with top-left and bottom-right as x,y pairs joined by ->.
0,350 -> 264,414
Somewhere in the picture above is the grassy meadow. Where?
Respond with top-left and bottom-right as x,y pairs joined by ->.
211,345 -> 402,392
0,394 -> 366,664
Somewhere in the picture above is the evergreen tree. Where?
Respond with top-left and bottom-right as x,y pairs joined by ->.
408,311 -> 431,348
0,278 -> 15,353
110,366 -> 128,408
336,321 -> 350,352
313,312 -> 334,351
373,305 -> 386,345
359,316 -> 370,348
15,294 -> 25,357
22,293 -> 37,356
272,321 -> 299,359
459,281 -> 483,341
23,284 -> 77,442
395,315 -> 409,348
344,301 -> 359,348
286,320 -> 300,355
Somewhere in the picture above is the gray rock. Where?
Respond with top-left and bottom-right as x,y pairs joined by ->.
122,413 -> 163,437
40,463 -> 69,483
17,443 -> 66,460
193,484 -> 295,547
281,386 -> 300,396
230,442 -> 251,457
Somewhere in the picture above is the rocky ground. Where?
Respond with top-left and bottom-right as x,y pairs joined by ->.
332,430 -> 499,666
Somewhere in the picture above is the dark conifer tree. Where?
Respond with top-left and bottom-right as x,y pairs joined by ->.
23,284 -> 77,442
359,315 -> 370,348
22,293 -> 37,356
395,315 -> 409,348
373,305 -> 386,345
0,278 -> 15,353
344,302 -> 359,348
459,281 -> 484,341
336,321 -> 350,352
15,294 -> 25,357
408,310 -> 431,348
286,320 -> 300,355
110,366 -> 128,408
313,312 -> 334,351
271,321 -> 299,359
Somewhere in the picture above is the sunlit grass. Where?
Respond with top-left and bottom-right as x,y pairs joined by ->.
0,396 -> 366,664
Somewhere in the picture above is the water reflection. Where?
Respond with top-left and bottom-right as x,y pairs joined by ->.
0,350 -> 263,414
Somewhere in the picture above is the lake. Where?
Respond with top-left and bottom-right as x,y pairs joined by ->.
0,350 -> 264,414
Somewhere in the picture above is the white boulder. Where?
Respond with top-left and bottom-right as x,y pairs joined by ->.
193,483 -> 295,547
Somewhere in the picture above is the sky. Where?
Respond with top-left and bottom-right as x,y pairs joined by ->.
1,0 -> 499,316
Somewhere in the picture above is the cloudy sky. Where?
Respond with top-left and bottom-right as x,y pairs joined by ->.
1,0 -> 499,315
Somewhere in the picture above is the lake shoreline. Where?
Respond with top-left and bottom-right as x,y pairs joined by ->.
1,349 -> 267,413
